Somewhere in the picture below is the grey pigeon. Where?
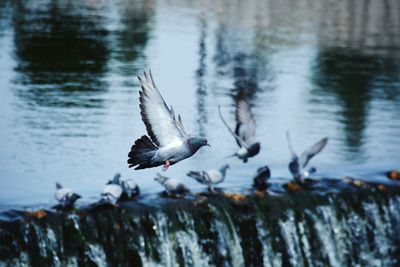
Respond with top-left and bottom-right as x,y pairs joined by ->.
54,183 -> 81,208
106,173 -> 140,200
154,173 -> 190,197
286,131 -> 328,183
187,164 -> 229,192
120,179 -> 140,200
101,176 -> 123,205
128,70 -> 210,171
218,99 -> 260,162
252,166 -> 271,191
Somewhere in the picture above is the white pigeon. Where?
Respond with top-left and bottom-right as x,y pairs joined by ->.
107,173 -> 140,200
187,164 -> 230,192
127,70 -> 210,171
154,173 -> 190,197
54,183 -> 81,208
101,178 -> 123,205
120,179 -> 140,200
286,131 -> 328,183
218,98 -> 260,162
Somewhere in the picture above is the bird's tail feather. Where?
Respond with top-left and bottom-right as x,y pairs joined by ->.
226,153 -> 237,159
128,135 -> 159,170
187,171 -> 201,179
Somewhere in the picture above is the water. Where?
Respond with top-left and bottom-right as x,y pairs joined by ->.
0,0 -> 399,208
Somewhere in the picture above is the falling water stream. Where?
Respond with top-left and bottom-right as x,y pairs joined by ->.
1,183 -> 400,266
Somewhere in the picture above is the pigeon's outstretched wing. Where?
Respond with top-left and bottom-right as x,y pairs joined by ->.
235,98 -> 256,146
218,106 -> 248,148
286,131 -> 297,160
138,70 -> 187,147
299,137 -> 328,168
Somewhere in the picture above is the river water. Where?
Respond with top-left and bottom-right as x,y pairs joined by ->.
0,0 -> 399,208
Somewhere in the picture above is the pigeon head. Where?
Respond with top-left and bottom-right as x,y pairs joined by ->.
69,193 -> 82,203
107,173 -> 121,185
220,164 -> 230,175
308,167 -> 317,174
188,137 -> 210,153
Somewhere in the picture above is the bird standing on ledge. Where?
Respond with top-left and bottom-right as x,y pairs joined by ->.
128,70 -> 210,171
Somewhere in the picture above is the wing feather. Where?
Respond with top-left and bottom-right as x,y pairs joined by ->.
218,106 -> 248,148
138,70 -> 187,147
235,98 -> 256,145
299,137 -> 328,168
286,131 -> 298,160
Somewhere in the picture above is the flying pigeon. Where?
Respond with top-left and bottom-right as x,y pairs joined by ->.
154,173 -> 190,197
54,183 -> 81,208
286,131 -> 328,183
187,164 -> 229,192
127,70 -> 210,171
252,166 -> 271,191
218,98 -> 260,162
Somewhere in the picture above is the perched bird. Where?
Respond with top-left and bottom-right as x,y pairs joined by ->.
187,164 -> 229,192
286,131 -> 328,183
120,179 -> 140,200
128,70 -> 210,171
154,173 -> 190,197
101,176 -> 123,205
218,98 -> 260,162
107,173 -> 140,200
252,166 -> 271,191
54,183 -> 81,208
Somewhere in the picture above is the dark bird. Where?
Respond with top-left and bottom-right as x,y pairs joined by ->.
128,70 -> 210,171
154,173 -> 190,197
187,164 -> 229,192
252,166 -> 271,191
54,183 -> 81,208
286,131 -> 328,183
218,98 -> 260,162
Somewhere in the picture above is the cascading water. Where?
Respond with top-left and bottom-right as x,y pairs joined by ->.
1,182 -> 400,267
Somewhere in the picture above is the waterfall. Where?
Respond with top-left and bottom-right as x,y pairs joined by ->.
1,189 -> 400,266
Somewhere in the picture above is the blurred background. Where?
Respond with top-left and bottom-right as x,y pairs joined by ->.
0,0 -> 399,208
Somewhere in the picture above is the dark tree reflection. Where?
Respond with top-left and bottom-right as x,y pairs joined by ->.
195,14 -> 208,137
113,0 -> 154,79
12,0 -> 110,108
312,47 -> 400,155
311,0 -> 400,157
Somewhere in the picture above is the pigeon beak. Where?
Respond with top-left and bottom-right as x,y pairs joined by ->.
206,141 -> 211,147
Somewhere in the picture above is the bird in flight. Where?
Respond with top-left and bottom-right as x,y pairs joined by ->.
128,70 -> 210,171
286,131 -> 328,183
218,97 -> 260,162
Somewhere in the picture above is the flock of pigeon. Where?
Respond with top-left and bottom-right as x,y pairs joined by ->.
54,70 -> 328,209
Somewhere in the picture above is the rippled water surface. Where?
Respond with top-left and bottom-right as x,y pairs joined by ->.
0,0 -> 399,207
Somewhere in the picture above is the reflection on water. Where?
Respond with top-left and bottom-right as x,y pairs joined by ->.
12,0 -> 110,108
312,48 -> 400,159
0,0 -> 399,206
